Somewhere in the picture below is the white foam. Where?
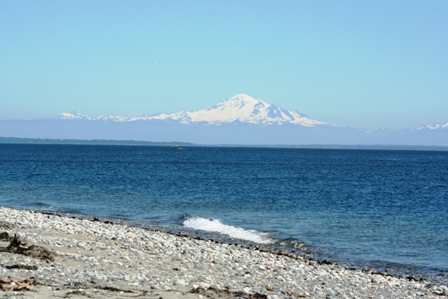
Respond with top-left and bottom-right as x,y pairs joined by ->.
183,217 -> 273,244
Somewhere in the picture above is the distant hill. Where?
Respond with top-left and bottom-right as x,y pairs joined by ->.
0,137 -> 194,147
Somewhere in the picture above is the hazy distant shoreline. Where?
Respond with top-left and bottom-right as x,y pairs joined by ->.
0,136 -> 194,147
1,136 -> 447,151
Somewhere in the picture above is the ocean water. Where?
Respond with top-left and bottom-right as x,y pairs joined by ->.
0,144 -> 447,283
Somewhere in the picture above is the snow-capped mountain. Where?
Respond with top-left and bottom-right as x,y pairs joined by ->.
150,94 -> 327,126
60,112 -> 136,122
3,94 -> 447,146
61,94 -> 327,127
34,93 -> 447,145
413,121 -> 448,130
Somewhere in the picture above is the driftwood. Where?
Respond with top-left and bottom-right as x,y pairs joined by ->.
0,277 -> 35,291
5,264 -> 39,270
0,234 -> 55,261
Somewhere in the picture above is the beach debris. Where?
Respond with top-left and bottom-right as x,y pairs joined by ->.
190,286 -> 268,298
283,291 -> 310,298
5,264 -> 39,270
0,231 -> 12,241
92,217 -> 113,225
64,289 -> 88,297
0,221 -> 15,229
0,234 -> 55,261
265,285 -> 275,291
0,277 -> 35,291
65,281 -> 135,294
96,285 -> 134,293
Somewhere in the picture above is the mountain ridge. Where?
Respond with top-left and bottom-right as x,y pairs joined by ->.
414,121 -> 448,131
61,94 -> 328,127
59,94 -> 448,132
1,94 -> 447,146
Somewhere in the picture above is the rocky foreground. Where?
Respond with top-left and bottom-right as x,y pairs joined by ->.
0,207 -> 447,299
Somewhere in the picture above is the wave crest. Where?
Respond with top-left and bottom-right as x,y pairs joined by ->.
182,217 -> 273,244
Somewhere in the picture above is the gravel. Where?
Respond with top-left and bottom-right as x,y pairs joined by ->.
1,206 -> 447,299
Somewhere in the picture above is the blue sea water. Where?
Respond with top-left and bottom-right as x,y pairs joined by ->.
0,144 -> 447,283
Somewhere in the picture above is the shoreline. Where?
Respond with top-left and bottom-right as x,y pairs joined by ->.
9,206 -> 445,284
1,206 -> 447,298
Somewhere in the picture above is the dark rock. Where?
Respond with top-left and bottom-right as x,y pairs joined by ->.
0,232 -> 11,241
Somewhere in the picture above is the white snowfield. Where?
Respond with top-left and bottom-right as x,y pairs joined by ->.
415,121 -> 448,130
61,94 -> 327,127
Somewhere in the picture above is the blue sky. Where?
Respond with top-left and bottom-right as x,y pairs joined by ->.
1,0 -> 447,129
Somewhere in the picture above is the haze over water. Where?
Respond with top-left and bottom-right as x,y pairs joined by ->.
0,144 -> 447,284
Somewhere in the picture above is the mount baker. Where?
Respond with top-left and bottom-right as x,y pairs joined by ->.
61,94 -> 328,127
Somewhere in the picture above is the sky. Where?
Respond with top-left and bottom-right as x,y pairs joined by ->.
1,0 -> 447,130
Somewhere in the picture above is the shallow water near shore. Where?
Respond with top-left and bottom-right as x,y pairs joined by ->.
1,144 -> 447,284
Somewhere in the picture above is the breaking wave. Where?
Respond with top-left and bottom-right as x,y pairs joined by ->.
182,216 -> 273,244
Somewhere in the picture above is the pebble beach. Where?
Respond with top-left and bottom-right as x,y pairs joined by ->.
1,206 -> 447,299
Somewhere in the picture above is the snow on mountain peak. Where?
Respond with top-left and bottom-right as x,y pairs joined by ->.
414,120 -> 448,130
61,111 -> 86,120
174,94 -> 327,126
187,94 -> 271,124
60,94 -> 327,127
224,94 -> 268,108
